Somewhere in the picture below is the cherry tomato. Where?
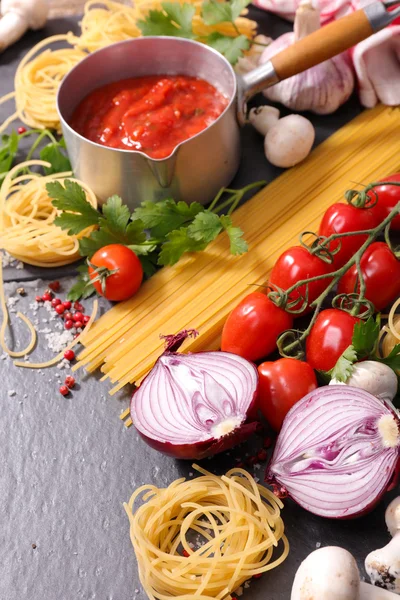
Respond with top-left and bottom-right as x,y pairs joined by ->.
88,244 -> 143,301
367,173 -> 400,230
258,358 -> 317,431
338,242 -> 400,311
269,246 -> 333,316
221,292 -> 293,362
319,203 -> 380,268
306,308 -> 359,371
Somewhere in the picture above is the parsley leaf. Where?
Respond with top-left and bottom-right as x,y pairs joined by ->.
220,215 -> 247,254
0,131 -> 19,186
40,141 -> 71,175
158,228 -> 208,266
47,180 -> 100,234
328,316 -> 381,382
352,315 -> 380,357
138,2 -> 195,38
202,0 -> 250,24
205,32 -> 250,64
67,265 -> 96,301
133,199 -> 203,238
330,346 -> 358,382
376,344 -> 400,372
187,212 -> 223,244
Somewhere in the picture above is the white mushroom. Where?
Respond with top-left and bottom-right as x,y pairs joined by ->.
249,106 -> 280,137
365,497 -> 400,593
330,361 -> 398,404
292,546 -> 399,599
264,114 -> 315,168
0,0 -> 49,53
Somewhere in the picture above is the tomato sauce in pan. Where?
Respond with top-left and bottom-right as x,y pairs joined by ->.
70,75 -> 229,159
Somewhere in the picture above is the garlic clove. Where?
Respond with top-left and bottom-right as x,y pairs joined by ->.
264,114 -> 315,168
235,34 -> 272,75
258,2 -> 354,115
353,26 -> 400,108
249,105 -> 280,136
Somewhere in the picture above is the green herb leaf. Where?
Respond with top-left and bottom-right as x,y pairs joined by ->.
187,211 -> 223,243
158,227 -> 208,266
132,198 -> 204,238
202,0 -> 233,24
220,215 -> 248,254
0,131 -> 19,186
376,343 -> 400,372
100,195 -> 131,234
138,2 -> 195,38
48,180 -> 100,234
67,265 -> 96,301
330,345 -> 358,382
205,32 -> 250,64
352,315 -> 380,357
40,142 -> 71,175
138,252 -> 160,278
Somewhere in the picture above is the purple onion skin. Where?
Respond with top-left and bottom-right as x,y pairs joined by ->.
130,351 -> 260,460
136,419 -> 259,460
266,386 -> 400,520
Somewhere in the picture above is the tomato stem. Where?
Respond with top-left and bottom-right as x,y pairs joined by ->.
275,200 -> 400,358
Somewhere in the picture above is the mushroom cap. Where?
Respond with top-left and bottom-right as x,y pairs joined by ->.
264,114 -> 315,168
1,0 -> 49,29
386,497 -> 400,537
291,546 -> 360,600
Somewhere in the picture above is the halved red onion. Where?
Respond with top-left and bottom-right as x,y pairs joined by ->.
130,335 -> 259,459
266,385 -> 400,519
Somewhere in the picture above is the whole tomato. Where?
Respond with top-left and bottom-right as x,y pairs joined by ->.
306,309 -> 359,371
269,246 -> 333,315
221,292 -> 293,362
258,358 -> 317,431
319,203 -> 380,268
88,244 -> 143,301
366,173 -> 400,230
338,242 -> 400,311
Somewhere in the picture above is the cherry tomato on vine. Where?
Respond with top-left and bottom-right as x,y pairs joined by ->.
366,173 -> 400,230
319,203 -> 380,268
88,244 -> 143,302
306,309 -> 359,371
258,358 -> 317,431
338,242 -> 400,311
221,292 -> 293,362
269,246 -> 333,316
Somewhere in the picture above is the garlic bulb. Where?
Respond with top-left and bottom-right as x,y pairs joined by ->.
259,2 -> 355,114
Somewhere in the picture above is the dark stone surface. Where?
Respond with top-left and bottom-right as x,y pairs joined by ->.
0,10 -> 392,600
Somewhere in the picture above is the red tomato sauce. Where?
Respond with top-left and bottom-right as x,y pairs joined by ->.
70,75 -> 229,160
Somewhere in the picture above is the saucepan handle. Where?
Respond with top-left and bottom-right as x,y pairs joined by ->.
237,1 -> 400,124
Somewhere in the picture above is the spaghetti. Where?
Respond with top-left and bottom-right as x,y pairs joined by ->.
75,104 -> 400,393
124,465 -> 289,600
0,160 -> 98,268
379,297 -> 400,360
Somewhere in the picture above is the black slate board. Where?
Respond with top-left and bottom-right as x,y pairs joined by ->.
0,10 -> 395,600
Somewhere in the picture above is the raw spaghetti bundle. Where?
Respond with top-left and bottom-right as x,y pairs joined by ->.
124,465 -> 289,600
0,0 -> 257,134
0,160 -> 98,267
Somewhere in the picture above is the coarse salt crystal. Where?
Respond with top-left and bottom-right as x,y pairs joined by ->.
45,330 -> 74,353
316,542 -> 321,548
16,261 -> 24,269
8,390 -> 16,397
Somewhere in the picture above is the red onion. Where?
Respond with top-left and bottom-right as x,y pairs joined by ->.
130,331 -> 259,459
266,385 -> 400,519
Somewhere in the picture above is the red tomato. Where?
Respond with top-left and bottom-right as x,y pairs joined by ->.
269,246 -> 333,315
221,292 -> 293,362
258,358 -> 317,431
367,173 -> 400,231
88,244 -> 143,301
319,203 -> 380,268
338,242 -> 400,311
306,309 -> 359,371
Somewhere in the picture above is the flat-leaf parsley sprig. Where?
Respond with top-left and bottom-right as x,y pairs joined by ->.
137,0 -> 267,65
47,179 -> 265,298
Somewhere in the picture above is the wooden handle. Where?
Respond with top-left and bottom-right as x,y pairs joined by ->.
271,9 -> 373,81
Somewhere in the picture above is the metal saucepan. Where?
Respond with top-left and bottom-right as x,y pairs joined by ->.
58,1 -> 400,209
